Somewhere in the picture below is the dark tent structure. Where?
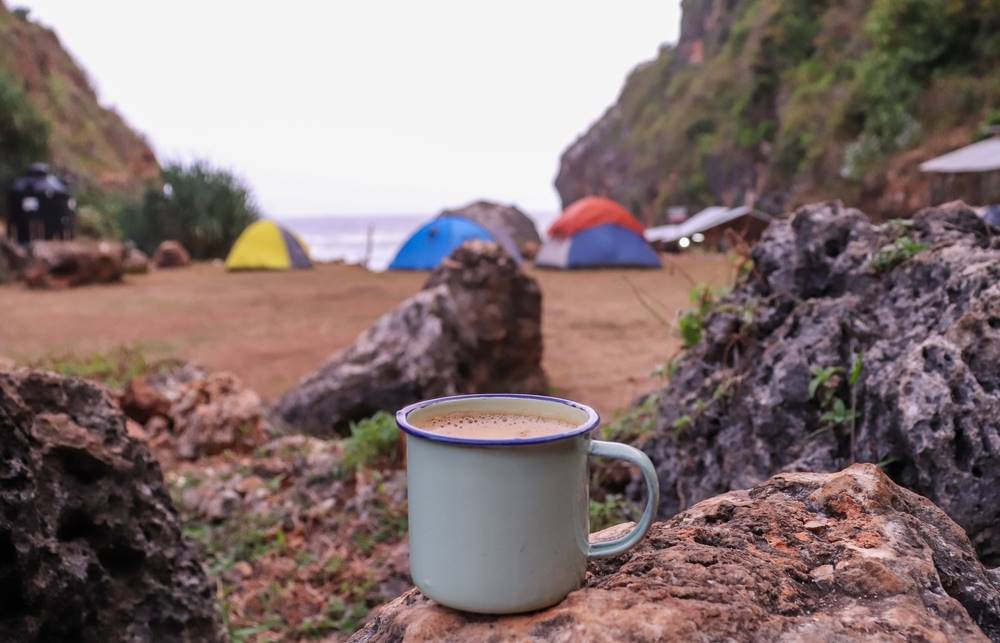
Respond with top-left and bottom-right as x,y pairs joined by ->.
5,163 -> 75,244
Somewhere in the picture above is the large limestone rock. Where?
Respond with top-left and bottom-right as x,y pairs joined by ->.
645,201 -> 1000,563
21,240 -> 125,288
352,465 -> 1000,641
440,200 -> 542,258
0,369 -> 221,641
274,241 -> 547,436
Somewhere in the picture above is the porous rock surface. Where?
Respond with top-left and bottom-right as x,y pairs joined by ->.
647,201 -> 1000,563
274,241 -> 547,436
352,465 -> 1000,642
0,369 -> 221,642
121,361 -> 268,465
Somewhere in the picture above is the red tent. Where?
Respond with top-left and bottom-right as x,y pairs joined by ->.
548,196 -> 645,238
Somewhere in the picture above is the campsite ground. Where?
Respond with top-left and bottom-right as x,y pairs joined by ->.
0,254 -> 734,417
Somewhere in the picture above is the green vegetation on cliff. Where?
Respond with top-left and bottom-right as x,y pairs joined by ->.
557,0 -> 1000,219
0,3 -> 159,197
0,70 -> 48,192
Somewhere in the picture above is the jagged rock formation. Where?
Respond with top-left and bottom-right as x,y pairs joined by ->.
556,0 -> 1000,220
0,368 -> 221,641
440,200 -> 542,258
352,465 -> 1000,641
22,239 -> 125,288
645,201 -> 1000,564
274,241 -> 547,436
0,2 -> 159,194
120,362 -> 268,465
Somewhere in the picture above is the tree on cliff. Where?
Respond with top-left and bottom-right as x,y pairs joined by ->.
120,161 -> 260,259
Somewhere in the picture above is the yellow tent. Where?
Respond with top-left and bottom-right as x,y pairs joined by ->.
225,220 -> 312,271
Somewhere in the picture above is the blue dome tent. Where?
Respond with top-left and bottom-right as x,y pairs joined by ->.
535,223 -> 660,269
388,215 -> 522,270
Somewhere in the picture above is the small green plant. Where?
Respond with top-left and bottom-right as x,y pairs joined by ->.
870,236 -> 927,272
672,414 -> 693,434
31,346 -> 164,389
808,366 -> 842,400
677,284 -> 725,349
340,411 -> 399,473
809,356 -> 864,449
809,365 -> 852,435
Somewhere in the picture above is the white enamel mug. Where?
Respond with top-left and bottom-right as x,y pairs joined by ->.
396,394 -> 659,614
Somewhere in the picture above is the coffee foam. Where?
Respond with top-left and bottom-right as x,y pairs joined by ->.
412,411 -> 577,440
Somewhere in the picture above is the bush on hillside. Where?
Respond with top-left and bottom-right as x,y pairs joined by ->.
119,160 -> 260,259
0,72 -> 49,201
843,0 -> 1000,176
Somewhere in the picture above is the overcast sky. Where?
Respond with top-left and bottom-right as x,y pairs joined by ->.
18,1 -> 680,216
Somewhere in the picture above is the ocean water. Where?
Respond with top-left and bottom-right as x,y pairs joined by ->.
278,212 -> 557,271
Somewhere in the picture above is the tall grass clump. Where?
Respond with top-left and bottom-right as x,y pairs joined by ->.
119,160 -> 260,259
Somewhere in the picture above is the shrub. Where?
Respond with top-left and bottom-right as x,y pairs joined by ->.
870,236 -> 927,272
341,411 -> 399,473
119,160 -> 260,259
31,346 -> 162,390
843,0 -> 998,174
75,205 -> 120,239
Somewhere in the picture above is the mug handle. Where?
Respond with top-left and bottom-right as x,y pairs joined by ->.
587,440 -> 660,559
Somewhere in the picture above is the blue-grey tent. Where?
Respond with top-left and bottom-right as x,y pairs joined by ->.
388,215 -> 522,270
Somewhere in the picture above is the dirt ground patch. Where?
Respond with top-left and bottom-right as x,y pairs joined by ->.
0,254 -> 734,417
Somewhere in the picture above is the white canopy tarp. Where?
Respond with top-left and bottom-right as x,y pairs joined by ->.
919,137 -> 1000,173
646,206 -> 752,243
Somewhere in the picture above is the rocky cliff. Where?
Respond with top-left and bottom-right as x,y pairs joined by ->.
0,2 -> 159,194
556,0 -> 1000,221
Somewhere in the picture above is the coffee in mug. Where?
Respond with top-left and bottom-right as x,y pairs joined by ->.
411,411 -> 576,440
397,394 -> 659,614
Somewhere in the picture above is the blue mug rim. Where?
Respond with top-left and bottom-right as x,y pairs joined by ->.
396,393 -> 601,446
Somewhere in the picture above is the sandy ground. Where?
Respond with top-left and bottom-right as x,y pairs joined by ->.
0,255 -> 735,417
